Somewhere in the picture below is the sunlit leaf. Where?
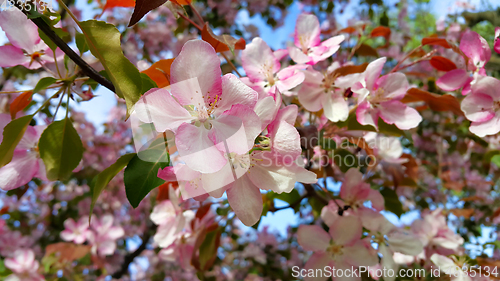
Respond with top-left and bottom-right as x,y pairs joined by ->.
0,115 -> 33,168
38,118 -> 83,181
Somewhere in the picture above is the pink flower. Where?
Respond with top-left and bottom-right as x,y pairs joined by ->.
494,27 -> 500,54
158,106 -> 317,226
352,57 -> 422,130
436,31 -> 491,95
150,187 -> 195,248
288,14 -> 344,65
297,218 -> 378,281
60,217 -> 91,244
0,9 -> 62,69
0,115 -> 47,191
339,168 -> 384,211
4,249 -> 44,281
241,37 -> 306,97
88,214 -> 124,256
461,76 -> 500,137
134,40 -> 261,174
298,62 -> 362,122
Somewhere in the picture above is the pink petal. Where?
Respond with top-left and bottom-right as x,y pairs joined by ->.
0,9 -> 40,51
364,57 -> 387,91
17,126 -> 40,150
323,94 -> 349,122
288,46 -> 311,64
241,38 -> 280,83
248,151 -> 315,193
273,48 -> 289,60
294,14 -> 321,49
271,121 -> 301,158
470,113 -> 500,137
375,72 -> 409,100
297,225 -> 330,251
436,68 -> 470,91
495,38 -> 500,54
0,114 -> 10,143
460,31 -> 491,68
303,252 -> 333,281
0,151 -> 38,191
213,74 -> 258,115
170,40 -> 222,105
343,240 -> 379,267
210,104 -> 261,155
226,175 -> 263,226
470,76 -> 500,100
367,189 -> 385,211
379,101 -> 422,130
157,166 -> 177,182
387,230 -> 423,256
461,93 -> 495,122
0,45 -> 30,68
267,104 -> 298,136
356,101 -> 379,129
133,88 -> 192,133
254,96 -> 279,130
308,35 -> 344,64
175,123 -> 227,173
298,69 -> 324,111
329,215 -> 362,246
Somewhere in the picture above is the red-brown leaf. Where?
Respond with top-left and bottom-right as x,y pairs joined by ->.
201,23 -> 245,53
370,26 -> 391,38
103,0 -> 135,10
141,59 -> 174,88
429,56 -> 457,71
421,37 -> 451,48
401,88 -> 463,116
10,91 -> 33,119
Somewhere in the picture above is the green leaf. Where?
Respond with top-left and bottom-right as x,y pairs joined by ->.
380,187 -> 403,217
38,118 -> 84,181
0,115 -> 33,167
332,149 -> 358,173
492,155 -> 500,168
75,32 -> 89,54
199,228 -> 221,271
124,149 -> 170,208
34,77 -> 58,93
89,153 -> 136,219
39,30 -> 57,52
140,73 -> 157,94
79,20 -> 143,115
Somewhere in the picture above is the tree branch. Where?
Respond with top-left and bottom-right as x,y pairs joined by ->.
111,223 -> 157,279
17,6 -> 116,93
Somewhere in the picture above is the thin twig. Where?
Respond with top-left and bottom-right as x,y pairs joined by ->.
177,12 -> 203,31
221,52 -> 242,77
15,5 -> 116,93
189,2 -> 205,26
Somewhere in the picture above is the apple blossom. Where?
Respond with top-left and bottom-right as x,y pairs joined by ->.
437,31 -> 491,95
4,249 -> 44,281
134,40 -> 261,174
288,14 -> 345,65
241,37 -> 306,97
0,9 -> 63,69
352,57 -> 422,130
461,76 -> 500,137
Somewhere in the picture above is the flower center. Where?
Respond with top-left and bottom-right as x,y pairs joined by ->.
327,242 -> 343,257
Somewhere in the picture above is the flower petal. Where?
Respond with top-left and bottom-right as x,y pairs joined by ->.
364,57 -> 387,91
375,72 -> 409,100
213,73 -> 258,115
294,14 -> 321,49
469,113 -> 500,137
323,94 -> 349,122
297,225 -> 330,251
436,69 -> 470,91
461,93 -> 495,122
175,123 -> 227,173
0,9 -> 40,51
0,151 -> 38,191
226,175 -> 263,226
241,37 -> 280,83
329,215 -> 362,246
460,31 -> 491,68
379,101 -> 422,130
133,88 -> 192,133
170,40 -> 222,105
0,45 -> 30,68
